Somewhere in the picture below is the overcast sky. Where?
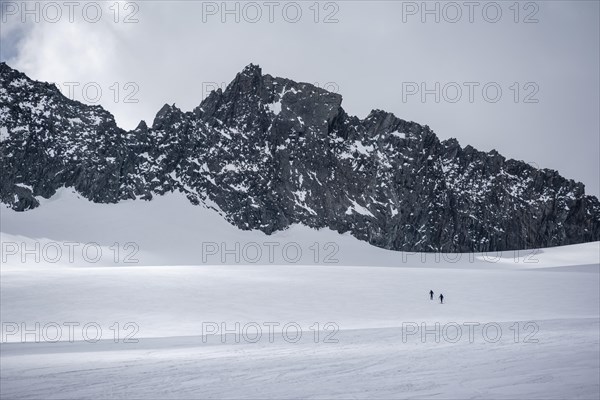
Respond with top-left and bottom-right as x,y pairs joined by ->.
1,0 -> 598,196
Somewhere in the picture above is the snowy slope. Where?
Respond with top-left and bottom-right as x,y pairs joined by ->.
1,190 -> 599,399
2,188 -> 598,269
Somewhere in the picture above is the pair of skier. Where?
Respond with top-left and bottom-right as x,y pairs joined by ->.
429,290 -> 444,304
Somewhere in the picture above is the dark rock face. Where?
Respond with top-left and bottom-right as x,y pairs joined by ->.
1,62 -> 599,252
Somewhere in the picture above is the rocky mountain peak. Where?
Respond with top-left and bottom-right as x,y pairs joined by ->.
1,62 -> 599,252
240,63 -> 262,76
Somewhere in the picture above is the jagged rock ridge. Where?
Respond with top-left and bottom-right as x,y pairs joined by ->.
1,62 -> 599,252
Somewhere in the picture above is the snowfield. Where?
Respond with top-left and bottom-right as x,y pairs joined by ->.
1,189 -> 599,399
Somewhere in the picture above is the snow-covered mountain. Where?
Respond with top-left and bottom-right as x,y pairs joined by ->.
1,62 -> 599,252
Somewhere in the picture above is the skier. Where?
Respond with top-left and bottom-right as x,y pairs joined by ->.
439,293 -> 444,304
429,290 -> 434,300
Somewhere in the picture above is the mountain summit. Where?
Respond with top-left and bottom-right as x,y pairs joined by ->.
1,62 -> 599,252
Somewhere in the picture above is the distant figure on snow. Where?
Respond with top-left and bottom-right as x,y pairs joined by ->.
429,290 -> 434,300
439,293 -> 444,304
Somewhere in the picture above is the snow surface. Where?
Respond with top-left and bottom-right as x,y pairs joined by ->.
1,189 -> 599,399
390,130 -> 407,139
345,199 -> 375,217
0,126 -> 8,142
267,99 -> 282,115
